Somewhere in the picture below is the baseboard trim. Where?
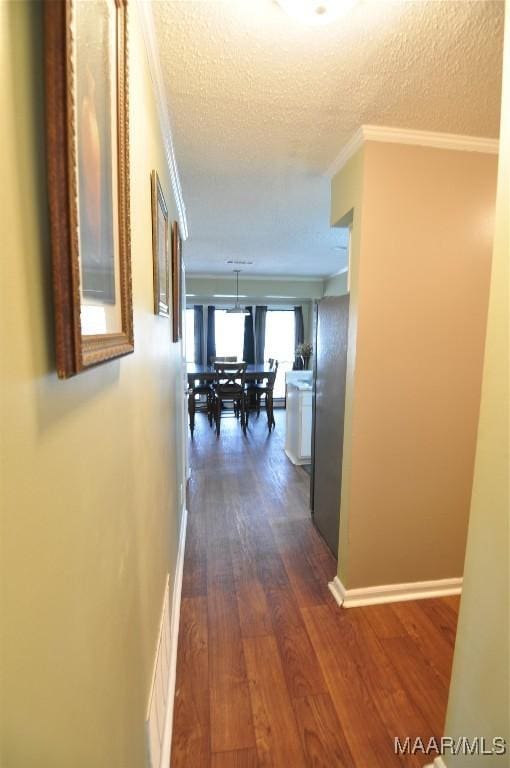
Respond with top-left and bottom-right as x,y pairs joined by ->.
284,447 -> 311,466
161,505 -> 188,768
328,575 -> 462,608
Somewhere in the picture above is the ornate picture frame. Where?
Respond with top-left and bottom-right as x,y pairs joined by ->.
44,0 -> 133,378
151,171 -> 169,316
171,221 -> 183,342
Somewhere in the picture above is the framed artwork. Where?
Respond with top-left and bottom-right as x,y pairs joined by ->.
151,171 -> 169,316
44,0 -> 133,378
171,221 -> 183,342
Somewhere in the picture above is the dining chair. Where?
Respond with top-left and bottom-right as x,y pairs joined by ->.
210,356 -> 237,363
213,362 -> 248,435
248,360 -> 278,432
188,376 -> 214,438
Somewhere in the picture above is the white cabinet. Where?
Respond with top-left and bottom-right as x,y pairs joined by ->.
285,381 -> 313,465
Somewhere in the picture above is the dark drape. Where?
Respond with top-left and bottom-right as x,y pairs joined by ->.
206,305 -> 216,364
193,305 -> 204,364
294,305 -> 304,348
293,305 -> 305,369
243,306 -> 255,364
254,306 -> 267,363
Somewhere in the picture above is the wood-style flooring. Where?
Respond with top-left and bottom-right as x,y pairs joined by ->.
171,409 -> 459,767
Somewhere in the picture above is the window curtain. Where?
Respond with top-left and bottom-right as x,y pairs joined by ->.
193,305 -> 204,364
294,305 -> 305,369
243,306 -> 255,364
254,306 -> 267,363
206,306 -> 216,364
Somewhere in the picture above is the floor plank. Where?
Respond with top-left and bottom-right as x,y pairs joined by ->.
208,587 -> 256,753
380,635 -> 450,736
390,601 -> 456,683
211,748 -> 259,767
292,693 -> 355,768
243,635 -> 307,767
264,585 -> 328,699
302,604 -> 406,767
171,597 -> 210,768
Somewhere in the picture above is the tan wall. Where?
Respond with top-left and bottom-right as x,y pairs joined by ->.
442,4 -> 510,760
331,142 -> 497,588
0,4 -> 185,766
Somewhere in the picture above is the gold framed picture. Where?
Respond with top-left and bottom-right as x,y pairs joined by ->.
171,221 -> 183,342
151,171 -> 169,316
44,0 -> 133,378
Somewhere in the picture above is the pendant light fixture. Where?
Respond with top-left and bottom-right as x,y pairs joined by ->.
226,269 -> 249,315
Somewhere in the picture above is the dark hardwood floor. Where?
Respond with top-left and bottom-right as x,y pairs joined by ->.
171,409 -> 459,767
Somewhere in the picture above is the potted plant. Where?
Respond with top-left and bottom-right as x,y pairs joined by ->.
296,342 -> 313,370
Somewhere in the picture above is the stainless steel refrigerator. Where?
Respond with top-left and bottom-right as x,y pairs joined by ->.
311,295 -> 350,557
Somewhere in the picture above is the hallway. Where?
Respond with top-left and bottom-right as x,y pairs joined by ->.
171,411 -> 459,767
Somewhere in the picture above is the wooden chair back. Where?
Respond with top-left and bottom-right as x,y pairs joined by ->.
266,360 -> 279,390
214,361 -> 247,391
211,356 -> 237,364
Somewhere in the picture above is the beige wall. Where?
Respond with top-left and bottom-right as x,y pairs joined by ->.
331,142 -> 497,588
186,274 -> 323,302
0,4 -> 185,767
442,5 -> 510,761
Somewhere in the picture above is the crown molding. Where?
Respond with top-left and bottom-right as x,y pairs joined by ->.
137,0 -> 189,240
326,126 -> 365,178
327,124 -> 499,178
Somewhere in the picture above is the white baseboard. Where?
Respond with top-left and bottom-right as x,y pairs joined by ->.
328,574 -> 462,608
161,505 -> 188,768
284,447 -> 311,466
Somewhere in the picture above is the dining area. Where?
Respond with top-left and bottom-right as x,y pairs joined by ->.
187,358 -> 279,438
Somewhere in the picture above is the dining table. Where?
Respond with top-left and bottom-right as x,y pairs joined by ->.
186,362 -> 274,385
186,363 -> 275,436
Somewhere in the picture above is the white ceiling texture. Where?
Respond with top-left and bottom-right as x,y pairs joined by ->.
152,0 -> 503,278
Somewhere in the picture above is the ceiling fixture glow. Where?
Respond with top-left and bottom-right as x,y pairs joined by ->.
277,0 -> 355,25
226,270 -> 250,315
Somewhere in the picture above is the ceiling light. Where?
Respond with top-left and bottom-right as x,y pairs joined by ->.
277,0 -> 355,25
226,270 -> 250,315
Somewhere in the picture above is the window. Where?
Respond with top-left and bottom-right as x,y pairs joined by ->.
265,309 -> 296,398
185,307 -> 195,364
214,309 -> 245,361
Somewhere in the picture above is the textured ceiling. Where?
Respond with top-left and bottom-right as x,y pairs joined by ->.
152,0 -> 504,277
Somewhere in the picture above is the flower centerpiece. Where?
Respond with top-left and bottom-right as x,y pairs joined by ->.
296,342 -> 313,370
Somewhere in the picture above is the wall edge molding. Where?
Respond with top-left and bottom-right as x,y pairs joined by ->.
328,575 -> 462,609
161,505 -> 188,768
137,0 -> 189,240
327,124 -> 499,178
